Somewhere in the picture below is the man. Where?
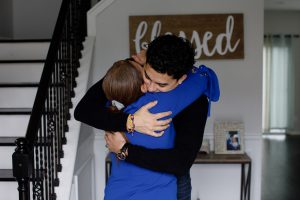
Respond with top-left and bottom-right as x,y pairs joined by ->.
74,35 -> 218,200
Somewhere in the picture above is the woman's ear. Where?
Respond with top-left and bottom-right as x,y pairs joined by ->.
141,83 -> 147,93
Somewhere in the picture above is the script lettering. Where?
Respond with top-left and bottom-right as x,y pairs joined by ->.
132,15 -> 241,59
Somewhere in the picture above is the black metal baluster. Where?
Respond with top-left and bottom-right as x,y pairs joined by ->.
49,76 -> 56,200
55,49 -> 62,173
12,0 -> 91,199
32,129 -> 38,200
53,53 -> 59,185
42,109 -> 49,200
61,22 -> 68,146
13,138 -> 32,200
39,115 -> 45,200
45,95 -> 52,200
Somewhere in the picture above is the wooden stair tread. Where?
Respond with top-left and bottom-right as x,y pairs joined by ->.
0,136 -> 57,147
0,60 -> 45,63
0,169 -> 15,181
0,83 -> 39,87
0,137 -> 18,146
0,108 -> 32,115
0,83 -> 65,88
0,169 -> 46,182
0,39 -> 51,43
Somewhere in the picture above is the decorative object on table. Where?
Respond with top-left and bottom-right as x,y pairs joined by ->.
214,121 -> 245,154
199,139 -> 210,154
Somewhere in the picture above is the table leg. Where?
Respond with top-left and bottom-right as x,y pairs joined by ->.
241,163 -> 245,200
246,163 -> 251,200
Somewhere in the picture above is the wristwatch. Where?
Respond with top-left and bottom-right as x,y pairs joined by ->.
116,142 -> 129,160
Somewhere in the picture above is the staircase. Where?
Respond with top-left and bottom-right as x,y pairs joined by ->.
0,0 -> 92,199
0,40 -> 50,200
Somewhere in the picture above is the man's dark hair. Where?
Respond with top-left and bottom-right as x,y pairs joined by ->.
146,35 -> 195,79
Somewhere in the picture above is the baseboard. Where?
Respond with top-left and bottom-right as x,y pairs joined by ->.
286,131 -> 300,136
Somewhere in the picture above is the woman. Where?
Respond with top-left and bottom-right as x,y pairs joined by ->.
102,58 -> 219,200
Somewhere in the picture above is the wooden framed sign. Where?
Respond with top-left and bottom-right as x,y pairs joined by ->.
129,14 -> 244,60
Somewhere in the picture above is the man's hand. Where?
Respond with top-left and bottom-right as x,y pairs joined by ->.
132,50 -> 146,65
132,101 -> 172,137
105,131 -> 126,154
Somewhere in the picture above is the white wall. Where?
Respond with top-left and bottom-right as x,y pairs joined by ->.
73,128 -> 95,200
12,0 -> 62,39
264,10 -> 300,34
264,10 -> 300,134
0,0 -> 13,38
87,0 -> 263,199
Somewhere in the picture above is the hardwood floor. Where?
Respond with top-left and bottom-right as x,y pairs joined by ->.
261,134 -> 300,200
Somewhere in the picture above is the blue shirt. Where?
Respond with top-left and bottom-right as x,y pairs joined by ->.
104,65 -> 220,200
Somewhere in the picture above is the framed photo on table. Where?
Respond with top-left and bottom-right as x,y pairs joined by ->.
214,121 -> 245,154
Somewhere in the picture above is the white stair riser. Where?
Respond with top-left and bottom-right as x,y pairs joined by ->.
0,182 -> 18,200
0,63 -> 43,83
0,146 -> 15,169
0,42 -> 49,60
0,88 -> 37,108
0,116 -> 29,137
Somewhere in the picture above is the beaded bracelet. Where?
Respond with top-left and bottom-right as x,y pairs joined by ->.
127,114 -> 135,135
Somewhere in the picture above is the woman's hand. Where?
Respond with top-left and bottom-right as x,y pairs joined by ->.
105,131 -> 126,154
131,101 -> 172,137
132,49 -> 146,65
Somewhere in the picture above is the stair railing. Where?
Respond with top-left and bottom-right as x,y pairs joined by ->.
12,0 -> 91,199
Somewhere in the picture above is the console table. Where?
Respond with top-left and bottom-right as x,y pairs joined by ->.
194,152 -> 251,200
105,152 -> 251,200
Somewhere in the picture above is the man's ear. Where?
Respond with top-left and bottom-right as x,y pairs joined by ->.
178,74 -> 187,85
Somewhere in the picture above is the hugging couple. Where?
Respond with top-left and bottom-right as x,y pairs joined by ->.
75,34 -> 220,200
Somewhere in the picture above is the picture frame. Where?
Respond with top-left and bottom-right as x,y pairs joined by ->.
214,121 -> 245,154
199,139 -> 210,154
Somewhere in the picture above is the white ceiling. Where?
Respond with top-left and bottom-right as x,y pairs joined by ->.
265,0 -> 300,10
